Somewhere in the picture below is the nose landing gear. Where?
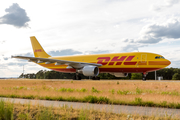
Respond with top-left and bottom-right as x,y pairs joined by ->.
142,72 -> 147,81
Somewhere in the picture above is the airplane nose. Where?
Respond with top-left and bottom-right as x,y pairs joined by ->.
166,60 -> 171,66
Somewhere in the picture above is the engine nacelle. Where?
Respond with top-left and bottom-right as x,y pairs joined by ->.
78,66 -> 99,76
110,73 -> 128,77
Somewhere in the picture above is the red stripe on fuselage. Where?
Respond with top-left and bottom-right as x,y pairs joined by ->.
50,67 -> 162,74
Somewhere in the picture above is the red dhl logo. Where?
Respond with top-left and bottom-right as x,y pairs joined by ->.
34,49 -> 43,52
97,56 -> 137,65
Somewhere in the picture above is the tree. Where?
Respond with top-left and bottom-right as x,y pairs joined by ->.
131,73 -> 142,80
172,73 -> 180,80
36,70 -> 44,79
19,68 -> 180,80
19,73 -> 24,78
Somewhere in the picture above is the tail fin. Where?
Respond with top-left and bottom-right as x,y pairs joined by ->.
30,36 -> 51,58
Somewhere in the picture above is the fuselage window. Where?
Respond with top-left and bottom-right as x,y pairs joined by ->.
155,56 -> 165,59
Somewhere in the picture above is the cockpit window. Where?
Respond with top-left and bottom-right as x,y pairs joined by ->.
155,56 -> 165,59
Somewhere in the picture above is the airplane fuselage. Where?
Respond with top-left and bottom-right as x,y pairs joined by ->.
38,52 -> 170,74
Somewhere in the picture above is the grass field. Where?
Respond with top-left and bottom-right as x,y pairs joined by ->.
0,79 -> 180,108
0,99 -> 178,120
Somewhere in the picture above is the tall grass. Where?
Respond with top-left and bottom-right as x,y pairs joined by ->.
1,94 -> 180,109
0,99 -> 177,120
0,100 -> 13,120
1,80 -> 180,109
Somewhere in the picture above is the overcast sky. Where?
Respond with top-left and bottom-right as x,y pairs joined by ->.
0,0 -> 180,77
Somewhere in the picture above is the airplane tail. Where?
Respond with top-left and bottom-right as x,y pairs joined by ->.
30,36 -> 51,58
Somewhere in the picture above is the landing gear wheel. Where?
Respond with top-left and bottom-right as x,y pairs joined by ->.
92,76 -> 100,80
73,75 -> 81,80
142,73 -> 146,81
73,73 -> 81,80
142,76 -> 146,81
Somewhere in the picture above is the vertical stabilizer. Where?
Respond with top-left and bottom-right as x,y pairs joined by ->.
30,36 -> 51,58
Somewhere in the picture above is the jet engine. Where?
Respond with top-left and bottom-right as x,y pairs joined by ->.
110,73 -> 128,77
78,66 -> 99,76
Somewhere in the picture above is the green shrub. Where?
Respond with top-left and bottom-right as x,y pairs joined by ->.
83,96 -> 109,104
161,91 -> 179,96
59,88 -> 67,92
144,101 -> 154,107
136,87 -> 142,94
76,88 -> 87,92
91,87 -> 100,93
58,88 -> 75,92
117,81 -> 119,85
98,96 -> 110,104
67,88 -> 74,92
19,86 -> 27,90
131,73 -> 142,80
117,90 -> 129,95
135,98 -> 142,104
172,73 -> 180,80
109,89 -> 115,94
160,101 -> 167,107
84,95 -> 98,103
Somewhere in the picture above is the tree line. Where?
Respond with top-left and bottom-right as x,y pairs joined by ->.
19,68 -> 180,80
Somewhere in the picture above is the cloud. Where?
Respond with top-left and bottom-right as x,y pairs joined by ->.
8,62 -> 27,67
121,44 -> 139,52
0,40 -> 5,44
151,0 -> 180,11
143,19 -> 180,39
88,50 -> 110,54
21,52 -> 33,57
122,39 -> 134,43
48,49 -> 83,56
3,57 -> 9,60
136,17 -> 180,44
0,3 -> 30,28
137,35 -> 162,44
0,64 -> 7,69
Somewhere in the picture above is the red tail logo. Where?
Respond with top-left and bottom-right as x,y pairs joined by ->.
97,56 -> 137,65
34,49 -> 43,52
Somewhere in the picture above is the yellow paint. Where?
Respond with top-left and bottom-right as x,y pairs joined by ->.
30,36 -> 51,58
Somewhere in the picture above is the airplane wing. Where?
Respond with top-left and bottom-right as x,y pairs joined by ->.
12,56 -> 102,69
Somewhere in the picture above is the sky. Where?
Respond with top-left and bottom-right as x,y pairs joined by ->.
0,0 -> 180,77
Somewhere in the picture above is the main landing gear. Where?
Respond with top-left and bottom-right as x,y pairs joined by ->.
142,72 -> 147,81
73,72 -> 81,80
92,76 -> 100,80
73,70 -> 100,80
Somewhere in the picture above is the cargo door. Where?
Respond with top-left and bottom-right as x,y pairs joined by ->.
141,54 -> 147,63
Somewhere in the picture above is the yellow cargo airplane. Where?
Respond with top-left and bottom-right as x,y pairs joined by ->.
12,36 -> 171,81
